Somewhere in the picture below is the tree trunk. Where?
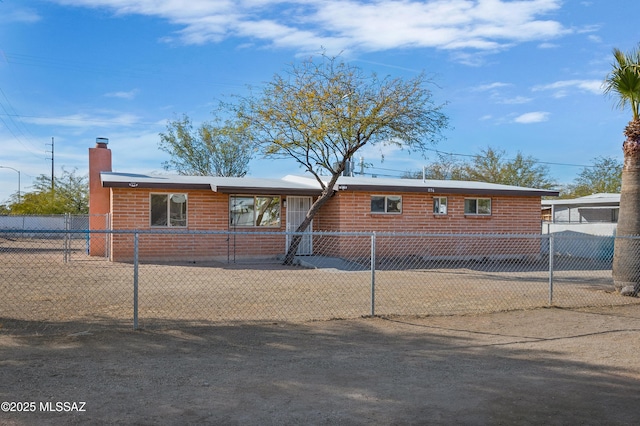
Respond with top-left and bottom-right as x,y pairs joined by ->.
283,214 -> 313,266
612,128 -> 640,294
282,186 -> 336,266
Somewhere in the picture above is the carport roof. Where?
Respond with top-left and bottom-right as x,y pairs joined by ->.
100,172 -> 559,197
541,193 -> 619,207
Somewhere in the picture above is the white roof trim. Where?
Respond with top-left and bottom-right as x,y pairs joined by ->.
100,171 -> 558,196
542,193 -> 620,206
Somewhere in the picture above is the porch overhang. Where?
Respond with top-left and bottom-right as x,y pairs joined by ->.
213,185 -> 322,196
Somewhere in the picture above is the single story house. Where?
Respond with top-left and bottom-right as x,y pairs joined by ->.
89,139 -> 559,262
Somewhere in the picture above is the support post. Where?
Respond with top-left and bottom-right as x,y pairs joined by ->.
133,232 -> 139,330
548,234 -> 554,306
371,232 -> 376,316
63,213 -> 69,263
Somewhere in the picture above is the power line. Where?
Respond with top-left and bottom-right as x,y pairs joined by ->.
423,148 -> 593,168
0,53 -> 54,157
0,90 -> 44,159
357,147 -> 600,179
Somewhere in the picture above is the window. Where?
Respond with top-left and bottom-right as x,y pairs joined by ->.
433,197 -> 447,215
150,193 -> 187,227
230,195 -> 281,227
464,198 -> 491,215
371,195 -> 402,214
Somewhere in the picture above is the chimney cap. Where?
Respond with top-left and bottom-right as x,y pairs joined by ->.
96,137 -> 109,145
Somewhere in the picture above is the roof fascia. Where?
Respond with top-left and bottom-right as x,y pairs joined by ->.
104,182 -> 212,190
338,184 -> 558,197
104,181 -> 322,196
214,186 -> 322,196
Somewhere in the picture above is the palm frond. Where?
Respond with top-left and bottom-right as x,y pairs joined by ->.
604,44 -> 640,121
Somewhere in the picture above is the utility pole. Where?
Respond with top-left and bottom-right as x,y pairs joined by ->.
46,137 -> 54,191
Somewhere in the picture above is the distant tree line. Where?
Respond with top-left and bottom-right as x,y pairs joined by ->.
402,146 -> 621,199
0,168 -> 88,215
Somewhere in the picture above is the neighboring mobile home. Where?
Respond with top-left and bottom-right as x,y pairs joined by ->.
541,193 -> 620,224
89,139 -> 559,262
540,194 -> 619,259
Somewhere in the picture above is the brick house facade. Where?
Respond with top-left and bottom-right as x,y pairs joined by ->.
89,140 -> 558,262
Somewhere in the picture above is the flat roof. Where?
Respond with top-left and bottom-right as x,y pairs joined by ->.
541,193 -> 620,207
286,175 -> 559,197
100,172 -> 559,197
100,172 -> 323,195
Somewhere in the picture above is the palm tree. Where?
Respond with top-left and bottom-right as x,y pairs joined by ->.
604,45 -> 640,294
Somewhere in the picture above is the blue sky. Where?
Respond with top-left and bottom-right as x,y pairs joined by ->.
0,0 -> 638,203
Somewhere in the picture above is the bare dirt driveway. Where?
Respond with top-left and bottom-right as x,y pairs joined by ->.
1,305 -> 640,425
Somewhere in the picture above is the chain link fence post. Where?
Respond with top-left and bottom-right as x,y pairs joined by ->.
63,213 -> 69,263
133,232 -> 139,330
370,232 -> 376,316
548,233 -> 554,306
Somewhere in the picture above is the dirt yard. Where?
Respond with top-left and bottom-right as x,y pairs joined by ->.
1,305 -> 640,425
1,237 -> 635,327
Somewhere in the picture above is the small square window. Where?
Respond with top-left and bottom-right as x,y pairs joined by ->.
230,195 -> 281,227
433,197 -> 447,215
464,198 -> 491,216
386,196 -> 402,213
150,193 -> 187,227
371,195 -> 402,214
371,196 -> 386,213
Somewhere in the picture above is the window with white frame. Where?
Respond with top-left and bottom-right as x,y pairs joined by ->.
464,198 -> 491,215
230,195 -> 281,227
433,197 -> 447,215
371,195 -> 402,214
150,193 -> 187,227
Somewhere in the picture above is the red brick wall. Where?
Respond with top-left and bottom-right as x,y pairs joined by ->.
313,191 -> 542,260
106,188 -> 543,262
316,191 -> 541,233
109,188 -> 287,262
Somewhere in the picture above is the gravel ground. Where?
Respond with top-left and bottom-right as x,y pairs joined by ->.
1,239 -> 636,327
1,305 -> 640,425
2,238 -> 640,424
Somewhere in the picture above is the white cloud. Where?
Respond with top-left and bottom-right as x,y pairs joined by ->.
472,82 -> 531,104
587,34 -> 602,43
499,96 -> 532,105
0,8 -> 42,24
513,111 -> 549,124
104,89 -> 140,100
474,82 -> 511,92
449,51 -> 492,67
52,0 -> 571,56
356,139 -> 406,164
21,113 -> 141,128
532,79 -> 603,98
106,130 -> 170,173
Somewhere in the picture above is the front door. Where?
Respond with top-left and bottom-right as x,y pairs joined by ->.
286,196 -> 313,255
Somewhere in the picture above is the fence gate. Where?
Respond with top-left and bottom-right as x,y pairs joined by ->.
286,196 -> 313,255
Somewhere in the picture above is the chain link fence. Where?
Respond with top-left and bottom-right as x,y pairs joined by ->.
1,229 -> 638,329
